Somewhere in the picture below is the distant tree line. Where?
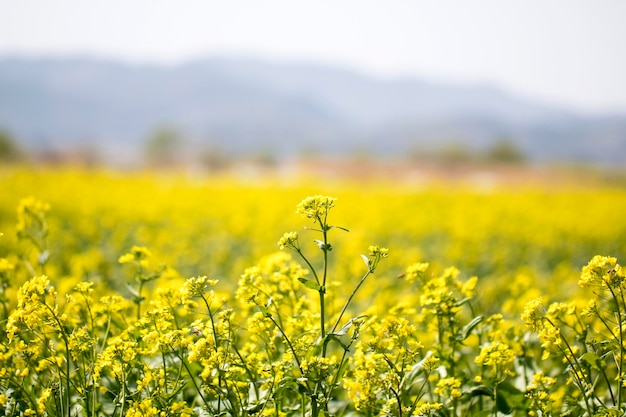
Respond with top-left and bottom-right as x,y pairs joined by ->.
412,138 -> 526,165
0,128 -> 23,163
0,125 -> 526,168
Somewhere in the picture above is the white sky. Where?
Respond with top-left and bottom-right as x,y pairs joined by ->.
1,0 -> 625,114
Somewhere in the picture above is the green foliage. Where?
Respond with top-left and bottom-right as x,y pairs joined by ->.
0,128 -> 21,162
144,126 -> 185,165
485,139 -> 525,163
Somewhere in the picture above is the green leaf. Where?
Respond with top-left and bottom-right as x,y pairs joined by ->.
166,382 -> 187,401
126,283 -> 140,297
472,410 -> 493,417
335,357 -> 351,382
580,351 -> 602,370
497,381 -> 527,413
298,277 -> 320,291
468,385 -> 493,399
400,351 -> 435,387
324,333 -> 349,350
456,297 -> 472,307
400,363 -> 425,391
246,402 -> 266,414
496,391 -> 512,414
471,411 -> 495,417
461,315 -> 484,340
467,385 -> 513,414
272,377 -> 300,399
334,318 -> 356,336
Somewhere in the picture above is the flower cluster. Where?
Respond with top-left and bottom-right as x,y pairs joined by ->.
579,255 -> 624,289
1,189 -> 626,416
295,195 -> 337,221
520,256 -> 626,415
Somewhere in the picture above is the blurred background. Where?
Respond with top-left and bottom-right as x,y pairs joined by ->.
1,0 -> 625,178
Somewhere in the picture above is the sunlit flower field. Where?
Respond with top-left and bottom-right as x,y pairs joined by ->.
1,166 -> 626,416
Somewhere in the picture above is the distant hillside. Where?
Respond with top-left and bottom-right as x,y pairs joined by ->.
0,56 -> 625,165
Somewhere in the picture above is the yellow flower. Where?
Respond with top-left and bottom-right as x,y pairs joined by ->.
278,231 -> 299,250
118,253 -> 134,264
68,327 -> 94,361
17,275 -> 51,306
0,258 -> 14,273
16,197 -> 50,237
74,281 -> 94,294
579,255 -> 622,288
461,276 -> 478,297
37,388 -> 52,413
435,377 -> 463,399
521,297 -> 544,331
368,245 -> 388,258
118,245 -> 152,264
364,245 -> 389,272
474,342 -> 515,368
183,275 -> 219,297
236,266 -> 265,304
125,398 -> 159,417
301,356 -> 337,380
405,262 -> 430,284
295,195 -> 337,221
415,401 -> 443,415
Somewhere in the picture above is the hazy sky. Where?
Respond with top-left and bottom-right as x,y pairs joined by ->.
2,0 -> 625,115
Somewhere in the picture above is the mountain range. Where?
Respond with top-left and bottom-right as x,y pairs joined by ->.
0,55 -> 625,165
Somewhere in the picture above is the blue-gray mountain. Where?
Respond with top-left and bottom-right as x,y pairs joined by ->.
0,56 -> 624,164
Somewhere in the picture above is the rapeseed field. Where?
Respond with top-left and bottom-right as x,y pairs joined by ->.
1,166 -> 626,416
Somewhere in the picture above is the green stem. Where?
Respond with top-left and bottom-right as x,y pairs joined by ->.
173,347 -> 211,409
231,340 -> 260,400
43,302 -> 72,417
390,386 -> 403,417
80,294 -> 98,416
136,280 -> 144,320
609,285 -> 624,406
320,222 -> 329,342
330,269 -> 371,335
200,293 -> 226,413
595,309 -> 619,340
9,374 -> 40,416
492,383 -> 498,417
319,288 -> 326,341
266,314 -> 306,381
1,297 -> 8,325
100,316 -> 112,351
409,369 -> 431,414
119,365 -> 126,417
554,338 -> 594,415
598,362 -> 617,406
295,250 -> 320,285
199,294 -> 220,352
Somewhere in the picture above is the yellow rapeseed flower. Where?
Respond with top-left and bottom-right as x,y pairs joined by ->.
0,258 -> 14,273
295,195 -> 336,221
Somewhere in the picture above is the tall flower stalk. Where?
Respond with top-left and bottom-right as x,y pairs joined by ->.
275,196 -> 389,416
